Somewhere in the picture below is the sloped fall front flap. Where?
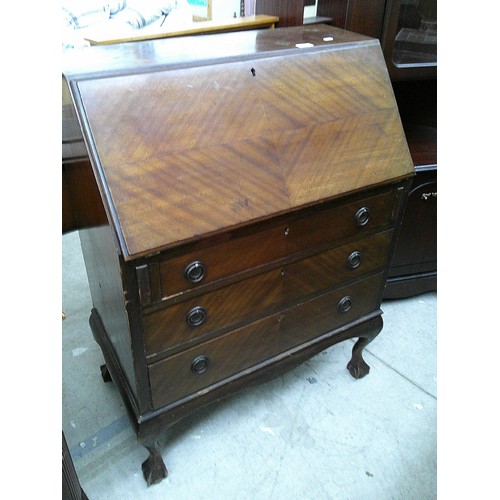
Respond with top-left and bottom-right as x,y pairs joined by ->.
71,26 -> 414,259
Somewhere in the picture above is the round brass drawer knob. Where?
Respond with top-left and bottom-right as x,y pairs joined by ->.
347,251 -> 362,270
185,261 -> 206,283
338,296 -> 353,313
191,355 -> 209,374
186,306 -> 207,327
354,207 -> 370,227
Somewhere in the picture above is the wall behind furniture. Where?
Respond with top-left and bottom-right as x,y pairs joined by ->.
211,0 -> 242,19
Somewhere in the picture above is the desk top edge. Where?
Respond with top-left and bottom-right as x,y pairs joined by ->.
62,25 -> 376,81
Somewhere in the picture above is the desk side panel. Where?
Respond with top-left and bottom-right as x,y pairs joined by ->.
79,226 -> 139,406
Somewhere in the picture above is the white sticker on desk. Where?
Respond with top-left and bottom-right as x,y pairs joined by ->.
296,43 -> 315,48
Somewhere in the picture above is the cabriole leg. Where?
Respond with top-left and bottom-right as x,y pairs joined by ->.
141,438 -> 168,486
347,315 -> 383,379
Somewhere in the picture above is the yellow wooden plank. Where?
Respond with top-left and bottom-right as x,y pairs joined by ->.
85,15 -> 279,46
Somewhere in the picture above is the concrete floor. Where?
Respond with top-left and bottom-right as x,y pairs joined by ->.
62,230 -> 437,500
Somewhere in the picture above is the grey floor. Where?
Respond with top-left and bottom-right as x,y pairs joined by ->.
62,230 -> 437,500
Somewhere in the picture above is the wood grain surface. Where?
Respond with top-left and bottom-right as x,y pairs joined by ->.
73,27 -> 413,260
138,186 -> 397,303
143,230 -> 392,358
148,272 -> 384,408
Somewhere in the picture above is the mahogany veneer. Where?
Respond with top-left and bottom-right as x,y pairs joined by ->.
62,25 -> 414,485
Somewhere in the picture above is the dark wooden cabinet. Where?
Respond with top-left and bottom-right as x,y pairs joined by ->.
380,0 -> 437,82
63,25 -> 413,485
255,0 -> 305,26
385,78 -> 436,297
314,0 -> 437,81
384,166 -> 436,298
316,0 -> 387,38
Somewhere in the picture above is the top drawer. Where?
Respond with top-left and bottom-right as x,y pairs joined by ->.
138,187 -> 399,305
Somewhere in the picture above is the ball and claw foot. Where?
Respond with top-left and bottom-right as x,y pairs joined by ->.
347,328 -> 379,379
347,356 -> 371,379
100,364 -> 112,383
142,443 -> 168,486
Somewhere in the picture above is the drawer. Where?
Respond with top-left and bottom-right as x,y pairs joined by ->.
143,230 -> 393,357
142,187 -> 398,303
148,272 -> 384,409
276,271 -> 383,354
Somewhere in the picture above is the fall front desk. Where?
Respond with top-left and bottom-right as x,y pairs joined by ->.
62,25 -> 414,485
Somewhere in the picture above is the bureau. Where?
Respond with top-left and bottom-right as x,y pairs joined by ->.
62,24 -> 414,485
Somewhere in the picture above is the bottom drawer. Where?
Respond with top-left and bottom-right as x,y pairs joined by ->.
148,272 -> 384,409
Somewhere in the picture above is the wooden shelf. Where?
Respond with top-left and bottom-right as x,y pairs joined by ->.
85,15 -> 279,45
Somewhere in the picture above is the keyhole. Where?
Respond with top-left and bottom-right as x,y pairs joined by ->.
251,68 -> 256,77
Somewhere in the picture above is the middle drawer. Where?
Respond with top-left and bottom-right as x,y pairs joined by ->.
142,229 -> 392,358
